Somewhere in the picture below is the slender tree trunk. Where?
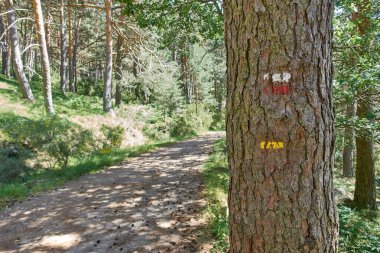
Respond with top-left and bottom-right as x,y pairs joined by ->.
21,16 -> 28,64
94,63 -> 98,84
172,48 -> 177,61
342,101 -> 356,177
25,25 -> 34,78
5,33 -> 11,78
27,44 -> 34,77
214,71 -> 218,103
214,71 -> 223,112
0,15 -> 8,75
224,0 -> 338,252
354,99 -> 377,210
115,34 -> 123,107
5,0 -> 34,101
60,0 -> 68,94
32,0 -> 54,114
180,50 -> 191,102
103,0 -> 113,112
68,2 -> 74,92
73,16 -> 81,93
194,73 -> 199,114
93,24 -> 99,86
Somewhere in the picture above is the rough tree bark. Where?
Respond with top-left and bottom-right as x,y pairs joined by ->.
5,0 -> 34,101
115,34 -> 123,107
224,0 -> 339,252
60,0 -> 68,94
342,101 -> 356,177
103,0 -> 113,112
32,0 -> 54,114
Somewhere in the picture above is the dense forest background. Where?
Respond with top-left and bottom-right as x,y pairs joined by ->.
0,0 -> 379,252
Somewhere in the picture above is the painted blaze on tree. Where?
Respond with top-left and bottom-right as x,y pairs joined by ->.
224,0 -> 339,252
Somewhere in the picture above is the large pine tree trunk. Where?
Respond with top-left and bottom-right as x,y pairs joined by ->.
60,0 -> 68,94
354,99 -> 377,210
115,34 -> 123,107
32,0 -> 54,114
103,0 -> 113,112
5,0 -> 34,101
342,101 -> 356,177
224,0 -> 339,252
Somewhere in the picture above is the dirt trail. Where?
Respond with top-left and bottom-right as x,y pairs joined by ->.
0,132 -> 224,253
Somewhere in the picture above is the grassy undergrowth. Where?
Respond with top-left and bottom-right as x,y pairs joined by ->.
0,74 -> 103,116
0,139 -> 180,209
203,138 -> 380,253
203,138 -> 229,252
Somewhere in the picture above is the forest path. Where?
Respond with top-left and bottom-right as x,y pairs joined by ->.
0,132 -> 224,253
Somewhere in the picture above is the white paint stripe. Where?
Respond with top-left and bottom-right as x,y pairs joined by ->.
283,72 -> 291,82
272,73 -> 282,82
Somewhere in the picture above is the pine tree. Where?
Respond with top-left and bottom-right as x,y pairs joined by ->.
224,0 -> 339,251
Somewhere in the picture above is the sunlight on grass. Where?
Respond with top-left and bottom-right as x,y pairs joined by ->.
203,138 -> 229,252
0,74 -> 103,117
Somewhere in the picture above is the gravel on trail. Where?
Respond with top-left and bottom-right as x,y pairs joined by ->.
0,132 -> 224,253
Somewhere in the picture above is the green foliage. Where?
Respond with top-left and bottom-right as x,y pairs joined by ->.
0,184 -> 29,205
47,128 -> 94,168
76,78 -> 104,97
339,205 -> 380,252
0,113 -> 95,169
203,139 -> 229,252
59,94 -> 103,115
170,115 -> 197,138
127,46 -> 184,114
141,104 -> 214,140
333,0 -> 380,144
142,109 -> 173,140
0,147 -> 31,183
170,104 -> 213,138
121,0 -> 224,47
0,135 -> 35,186
210,110 -> 226,131
101,125 -> 125,148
